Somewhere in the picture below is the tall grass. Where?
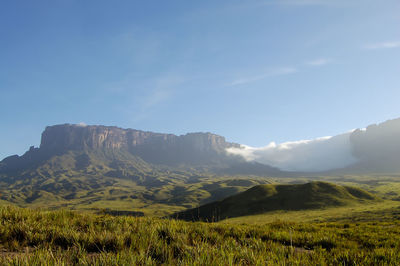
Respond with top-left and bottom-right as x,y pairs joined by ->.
0,206 -> 399,265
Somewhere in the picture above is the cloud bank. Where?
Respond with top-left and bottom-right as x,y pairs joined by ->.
363,41 -> 400,50
76,122 -> 87,127
227,132 -> 358,172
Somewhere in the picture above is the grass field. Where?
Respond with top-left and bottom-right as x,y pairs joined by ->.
223,200 -> 400,224
1,205 -> 400,265
0,169 -> 273,216
3,174 -> 400,217
2,175 -> 400,264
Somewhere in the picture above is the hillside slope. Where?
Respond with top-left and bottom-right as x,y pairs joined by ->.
0,124 -> 282,214
174,181 -> 379,221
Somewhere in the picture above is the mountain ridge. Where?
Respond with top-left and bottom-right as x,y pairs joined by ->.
3,118 -> 400,175
0,124 -> 281,214
0,123 -> 244,171
0,120 -> 399,215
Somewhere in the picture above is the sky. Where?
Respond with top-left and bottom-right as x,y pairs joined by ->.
1,0 -> 400,160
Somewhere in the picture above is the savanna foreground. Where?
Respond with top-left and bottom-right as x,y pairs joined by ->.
1,206 -> 400,265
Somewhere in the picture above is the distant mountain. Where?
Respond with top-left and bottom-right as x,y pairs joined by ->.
174,181 -> 379,221
346,118 -> 400,173
1,119 -> 399,213
0,124 -> 280,213
227,118 -> 400,173
1,124 -> 237,169
321,118 -> 400,174
0,124 -> 282,174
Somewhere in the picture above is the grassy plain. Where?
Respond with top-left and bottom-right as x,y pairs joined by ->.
3,173 -> 400,217
2,173 -> 400,264
1,205 -> 400,265
223,200 -> 400,224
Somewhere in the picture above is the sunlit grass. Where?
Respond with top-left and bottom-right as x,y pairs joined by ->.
223,200 -> 400,224
0,206 -> 400,265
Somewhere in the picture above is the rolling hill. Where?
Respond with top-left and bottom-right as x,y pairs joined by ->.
1,120 -> 399,215
0,124 -> 280,214
174,181 -> 380,221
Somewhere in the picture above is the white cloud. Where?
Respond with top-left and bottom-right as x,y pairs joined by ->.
227,132 -> 358,172
363,41 -> 400,50
76,122 -> 87,127
306,58 -> 332,66
228,67 -> 297,86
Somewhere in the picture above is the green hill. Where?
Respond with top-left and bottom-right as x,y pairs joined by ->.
0,149 -> 271,215
0,124 -> 283,215
174,181 -> 379,221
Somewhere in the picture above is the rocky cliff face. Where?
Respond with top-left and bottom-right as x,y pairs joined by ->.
0,123 -> 282,185
40,124 -> 166,151
38,124 -> 240,165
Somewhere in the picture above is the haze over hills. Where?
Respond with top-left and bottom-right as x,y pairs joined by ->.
228,118 -> 400,173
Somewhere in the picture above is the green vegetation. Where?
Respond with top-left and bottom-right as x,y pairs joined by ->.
3,157 -> 400,222
1,206 -> 400,265
277,174 -> 400,200
224,200 -> 400,224
1,177 -> 400,264
3,129 -> 400,220
0,150 -> 273,216
0,173 -> 271,216
2,148 -> 400,265
174,182 -> 380,221
3,165 -> 400,219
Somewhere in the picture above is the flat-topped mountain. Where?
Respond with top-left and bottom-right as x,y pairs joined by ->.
0,124 -> 284,175
174,181 -> 379,221
39,124 -> 240,165
0,124 -> 281,213
0,120 -> 396,214
3,118 -> 400,177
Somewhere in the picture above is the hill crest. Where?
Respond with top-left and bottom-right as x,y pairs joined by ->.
174,181 -> 379,221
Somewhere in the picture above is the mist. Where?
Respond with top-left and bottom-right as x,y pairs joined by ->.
227,132 -> 358,172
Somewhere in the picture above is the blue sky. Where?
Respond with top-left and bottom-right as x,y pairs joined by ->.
1,0 -> 399,160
